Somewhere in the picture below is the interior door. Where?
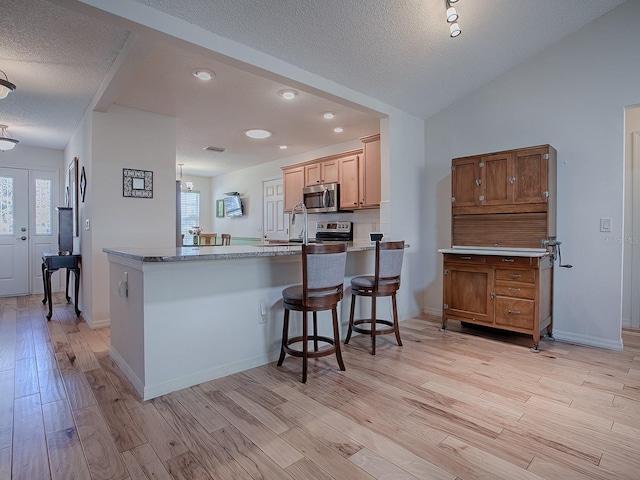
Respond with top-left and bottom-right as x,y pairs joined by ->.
0,167 -> 29,296
263,178 -> 288,241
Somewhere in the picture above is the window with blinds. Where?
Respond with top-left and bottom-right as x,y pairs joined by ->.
180,191 -> 200,244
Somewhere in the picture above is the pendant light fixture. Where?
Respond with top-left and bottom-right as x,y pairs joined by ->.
0,125 -> 18,151
0,70 -> 16,99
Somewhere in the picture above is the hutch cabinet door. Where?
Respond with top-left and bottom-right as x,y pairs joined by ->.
443,263 -> 494,324
512,146 -> 549,204
481,152 -> 512,206
451,157 -> 480,207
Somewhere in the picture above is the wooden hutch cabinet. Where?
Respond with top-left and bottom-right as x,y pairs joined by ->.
441,144 -> 557,352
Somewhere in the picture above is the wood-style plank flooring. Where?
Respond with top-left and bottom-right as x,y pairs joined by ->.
2,293 -> 640,479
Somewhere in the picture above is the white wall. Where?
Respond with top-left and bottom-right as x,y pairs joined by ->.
623,105 -> 640,326
86,105 -> 176,327
425,0 -> 640,350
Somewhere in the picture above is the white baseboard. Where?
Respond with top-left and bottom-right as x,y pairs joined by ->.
552,330 -> 623,351
109,346 -> 145,399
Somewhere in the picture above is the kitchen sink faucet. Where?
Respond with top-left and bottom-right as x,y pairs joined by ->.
291,202 -> 308,244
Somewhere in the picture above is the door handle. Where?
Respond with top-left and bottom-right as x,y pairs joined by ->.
19,236 -> 27,241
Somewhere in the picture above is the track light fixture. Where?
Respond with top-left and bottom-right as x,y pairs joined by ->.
0,70 -> 16,99
446,0 -> 461,38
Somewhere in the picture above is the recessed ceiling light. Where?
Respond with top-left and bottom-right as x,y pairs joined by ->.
245,129 -> 272,139
333,127 -> 344,133
323,112 -> 335,120
278,89 -> 298,100
279,145 -> 288,149
192,69 -> 215,80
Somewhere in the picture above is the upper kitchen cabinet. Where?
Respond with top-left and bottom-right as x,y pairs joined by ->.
282,165 -> 304,212
339,134 -> 381,210
451,145 -> 556,215
305,158 -> 339,186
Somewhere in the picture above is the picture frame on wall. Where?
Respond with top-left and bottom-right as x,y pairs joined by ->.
80,166 -> 86,202
216,199 -> 225,218
68,157 -> 79,236
123,168 -> 153,198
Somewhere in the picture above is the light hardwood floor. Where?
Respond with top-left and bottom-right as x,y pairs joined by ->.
2,293 -> 640,479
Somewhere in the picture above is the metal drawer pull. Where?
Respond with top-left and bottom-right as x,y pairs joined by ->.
508,287 -> 521,292
509,274 -> 521,278
508,309 -> 521,314
502,258 -> 515,262
461,256 -> 472,260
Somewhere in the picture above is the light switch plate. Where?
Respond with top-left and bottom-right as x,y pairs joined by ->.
600,218 -> 612,233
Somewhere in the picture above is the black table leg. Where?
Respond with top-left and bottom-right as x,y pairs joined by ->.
72,268 -> 81,317
41,262 -> 48,305
65,269 -> 71,302
45,269 -> 54,321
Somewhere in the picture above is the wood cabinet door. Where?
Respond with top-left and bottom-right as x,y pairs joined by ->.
305,159 -> 339,186
512,146 -> 549,204
339,154 -> 360,209
304,163 -> 321,186
451,157 -> 480,207
283,166 -> 304,212
443,263 -> 494,323
360,138 -> 381,207
481,152 -> 512,205
321,159 -> 340,184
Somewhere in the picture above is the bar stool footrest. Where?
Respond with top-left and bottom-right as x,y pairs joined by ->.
282,335 -> 338,359
351,318 -> 396,335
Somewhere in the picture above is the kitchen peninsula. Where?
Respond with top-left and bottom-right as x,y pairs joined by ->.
104,242 -> 377,400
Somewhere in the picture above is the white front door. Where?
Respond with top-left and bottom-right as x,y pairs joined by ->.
0,167 -> 29,296
263,178 -> 288,241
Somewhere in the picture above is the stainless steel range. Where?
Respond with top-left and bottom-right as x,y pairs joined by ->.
315,221 -> 353,241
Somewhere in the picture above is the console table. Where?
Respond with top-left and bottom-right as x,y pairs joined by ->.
42,253 -> 81,321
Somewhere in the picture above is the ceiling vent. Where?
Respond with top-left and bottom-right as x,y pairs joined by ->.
204,146 -> 226,153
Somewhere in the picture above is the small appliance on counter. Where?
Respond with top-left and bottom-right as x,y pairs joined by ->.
315,221 -> 353,242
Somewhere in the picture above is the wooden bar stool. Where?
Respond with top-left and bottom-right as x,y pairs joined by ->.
345,240 -> 405,355
220,233 -> 231,245
277,243 -> 347,383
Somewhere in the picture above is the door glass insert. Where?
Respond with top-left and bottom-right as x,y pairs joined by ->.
0,176 -> 14,235
35,178 -> 52,234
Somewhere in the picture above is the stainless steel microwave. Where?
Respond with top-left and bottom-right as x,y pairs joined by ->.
302,183 -> 340,213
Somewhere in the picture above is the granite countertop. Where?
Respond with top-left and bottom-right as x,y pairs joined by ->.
438,246 -> 550,258
103,241 -> 377,262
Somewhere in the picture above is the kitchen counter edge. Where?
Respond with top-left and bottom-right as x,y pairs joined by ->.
103,242 -> 380,262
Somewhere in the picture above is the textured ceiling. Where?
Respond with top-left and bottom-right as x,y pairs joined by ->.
133,0 -> 627,119
0,0 -> 129,149
0,0 -> 628,176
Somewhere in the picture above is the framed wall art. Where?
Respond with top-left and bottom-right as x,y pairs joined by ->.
216,199 -> 225,218
68,157 -> 79,236
80,166 -> 86,202
123,168 -> 153,198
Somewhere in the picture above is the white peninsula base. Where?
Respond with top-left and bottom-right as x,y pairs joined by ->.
105,244 -> 375,400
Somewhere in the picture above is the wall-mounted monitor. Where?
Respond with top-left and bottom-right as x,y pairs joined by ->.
224,195 -> 244,217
